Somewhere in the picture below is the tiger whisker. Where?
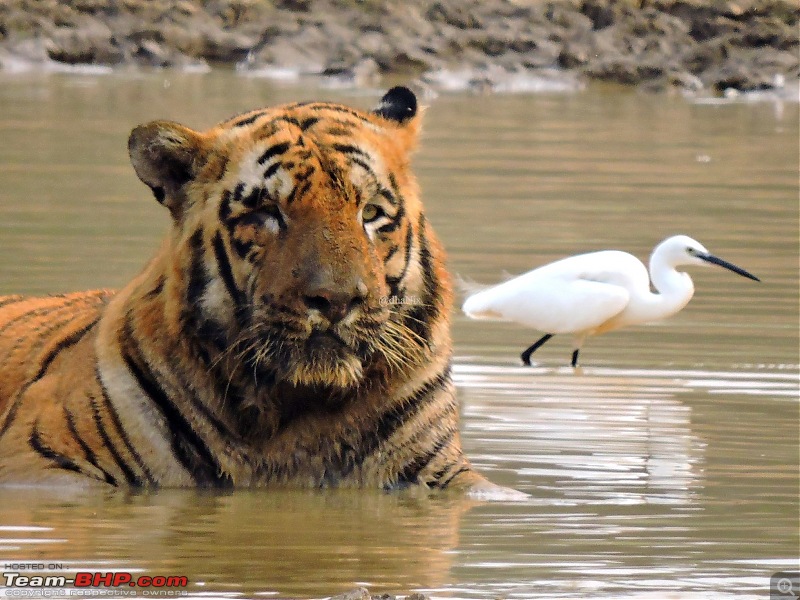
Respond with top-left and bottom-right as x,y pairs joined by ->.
375,318 -> 428,372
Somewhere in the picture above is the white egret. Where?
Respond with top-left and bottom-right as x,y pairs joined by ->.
462,235 -> 760,367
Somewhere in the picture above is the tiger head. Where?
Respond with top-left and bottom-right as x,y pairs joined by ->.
127,87 -> 451,394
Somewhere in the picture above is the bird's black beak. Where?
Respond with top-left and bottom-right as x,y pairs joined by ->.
697,252 -> 761,282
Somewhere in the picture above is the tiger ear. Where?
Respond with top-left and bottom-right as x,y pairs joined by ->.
373,86 -> 417,123
372,86 -> 422,152
128,121 -> 205,217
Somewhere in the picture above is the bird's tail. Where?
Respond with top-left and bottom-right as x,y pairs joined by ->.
459,276 -> 506,321
455,273 -> 492,298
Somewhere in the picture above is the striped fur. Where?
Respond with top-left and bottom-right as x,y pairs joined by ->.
0,88 -> 503,493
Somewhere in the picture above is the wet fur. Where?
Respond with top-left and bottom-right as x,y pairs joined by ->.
0,89 -> 495,492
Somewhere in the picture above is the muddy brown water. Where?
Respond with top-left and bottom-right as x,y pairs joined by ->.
0,71 -> 797,599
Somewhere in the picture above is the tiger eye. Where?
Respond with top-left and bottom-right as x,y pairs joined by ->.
362,204 -> 379,222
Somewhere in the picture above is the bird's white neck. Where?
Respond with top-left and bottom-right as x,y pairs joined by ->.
636,251 -> 696,324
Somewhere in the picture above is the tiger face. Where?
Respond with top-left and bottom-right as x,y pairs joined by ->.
128,87 -> 440,393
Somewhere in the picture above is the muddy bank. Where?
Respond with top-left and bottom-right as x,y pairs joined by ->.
0,0 -> 797,94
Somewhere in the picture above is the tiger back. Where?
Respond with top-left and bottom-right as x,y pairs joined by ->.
0,88 -> 518,497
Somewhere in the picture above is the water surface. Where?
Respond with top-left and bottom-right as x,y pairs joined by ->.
0,71 -> 797,599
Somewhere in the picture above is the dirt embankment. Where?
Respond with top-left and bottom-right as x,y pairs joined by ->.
0,0 -> 797,94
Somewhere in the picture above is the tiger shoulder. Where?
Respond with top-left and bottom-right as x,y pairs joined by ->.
0,87 -> 523,499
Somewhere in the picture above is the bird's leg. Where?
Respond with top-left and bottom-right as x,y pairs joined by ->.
571,349 -> 580,368
521,334 -> 554,366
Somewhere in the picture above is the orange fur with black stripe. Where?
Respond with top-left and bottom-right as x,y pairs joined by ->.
0,88 -> 511,494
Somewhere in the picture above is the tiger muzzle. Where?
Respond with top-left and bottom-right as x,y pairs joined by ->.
301,282 -> 366,324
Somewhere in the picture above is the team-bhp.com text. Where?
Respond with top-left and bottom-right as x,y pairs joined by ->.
4,573 -> 187,589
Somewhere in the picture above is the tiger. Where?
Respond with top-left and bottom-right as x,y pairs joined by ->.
0,87 -> 519,496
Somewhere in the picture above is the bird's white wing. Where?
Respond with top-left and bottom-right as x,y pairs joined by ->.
571,250 -> 652,291
462,250 -> 641,333
502,277 -> 629,333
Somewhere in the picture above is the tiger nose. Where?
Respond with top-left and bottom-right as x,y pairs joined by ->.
302,281 -> 367,323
